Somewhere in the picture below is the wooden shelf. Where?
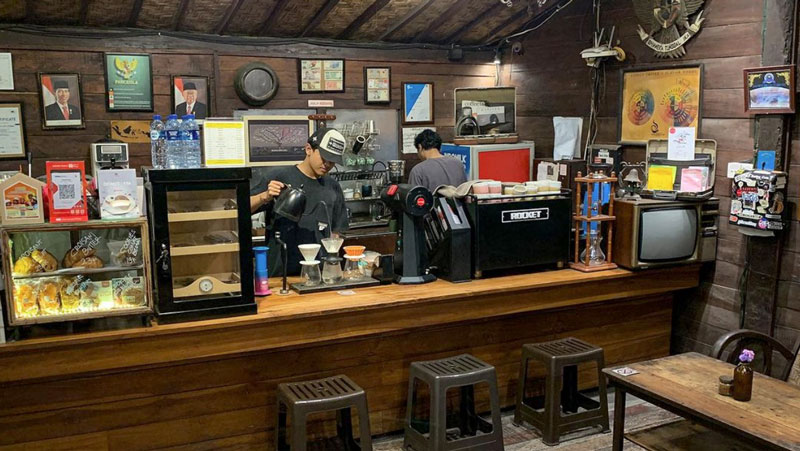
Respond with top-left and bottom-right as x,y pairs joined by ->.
170,243 -> 239,257
12,265 -> 144,280
573,214 -> 616,222
168,210 -> 238,223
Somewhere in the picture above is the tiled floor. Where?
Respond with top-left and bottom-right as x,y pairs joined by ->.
372,388 -> 678,451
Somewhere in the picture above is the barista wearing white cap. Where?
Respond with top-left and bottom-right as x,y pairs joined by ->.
250,127 -> 349,275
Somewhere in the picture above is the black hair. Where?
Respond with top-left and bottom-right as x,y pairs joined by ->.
414,129 -> 442,151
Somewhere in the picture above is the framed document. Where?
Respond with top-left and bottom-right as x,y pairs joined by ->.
172,75 -> 211,119
364,67 -> 391,104
104,53 -> 153,112
402,82 -> 434,124
618,65 -> 702,145
298,59 -> 345,93
0,103 -> 26,159
743,65 -> 795,114
0,53 -> 13,90
38,73 -> 85,129
243,115 -> 316,166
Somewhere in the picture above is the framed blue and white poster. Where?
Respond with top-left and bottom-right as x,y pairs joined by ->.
402,82 -> 434,125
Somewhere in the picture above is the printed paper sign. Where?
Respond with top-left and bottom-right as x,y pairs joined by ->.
667,127 -> 695,161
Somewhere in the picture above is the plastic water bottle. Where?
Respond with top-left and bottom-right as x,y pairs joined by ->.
164,114 -> 181,169
180,114 -> 201,168
149,115 -> 166,169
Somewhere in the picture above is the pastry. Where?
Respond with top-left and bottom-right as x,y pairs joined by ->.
13,281 -> 39,316
37,279 -> 60,315
71,256 -> 104,269
31,249 -> 58,272
59,277 -> 81,311
113,277 -> 145,306
13,256 -> 42,275
62,246 -> 96,268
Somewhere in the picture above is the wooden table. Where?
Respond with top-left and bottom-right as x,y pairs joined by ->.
604,353 -> 800,451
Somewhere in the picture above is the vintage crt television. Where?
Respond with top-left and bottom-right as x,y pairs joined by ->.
613,198 -> 712,270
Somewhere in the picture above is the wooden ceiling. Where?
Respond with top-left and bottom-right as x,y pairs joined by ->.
0,0 -> 560,46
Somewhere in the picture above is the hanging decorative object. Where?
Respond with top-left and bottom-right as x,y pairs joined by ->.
500,0 -> 513,6
633,0 -> 705,58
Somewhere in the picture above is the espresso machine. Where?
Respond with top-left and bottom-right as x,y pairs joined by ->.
381,183 -> 435,284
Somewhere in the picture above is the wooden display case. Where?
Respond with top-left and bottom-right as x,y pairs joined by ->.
144,168 -> 256,323
1,218 -> 153,327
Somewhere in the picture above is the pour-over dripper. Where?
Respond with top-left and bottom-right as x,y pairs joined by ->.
298,243 -> 321,262
321,237 -> 344,254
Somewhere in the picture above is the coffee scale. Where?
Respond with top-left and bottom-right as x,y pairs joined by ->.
290,237 -> 379,294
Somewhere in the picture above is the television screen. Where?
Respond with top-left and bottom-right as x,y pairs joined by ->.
639,207 -> 697,261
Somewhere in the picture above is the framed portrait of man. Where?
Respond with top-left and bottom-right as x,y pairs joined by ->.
172,75 -> 210,120
38,73 -> 84,130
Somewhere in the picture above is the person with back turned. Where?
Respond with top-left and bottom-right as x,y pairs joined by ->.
408,129 -> 467,192
250,127 -> 349,276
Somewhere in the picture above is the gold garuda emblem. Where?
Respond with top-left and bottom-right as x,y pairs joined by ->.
114,57 -> 139,80
634,0 -> 705,58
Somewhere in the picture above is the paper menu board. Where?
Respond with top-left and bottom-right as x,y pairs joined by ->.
203,120 -> 246,167
402,127 -> 435,154
667,127 -> 695,161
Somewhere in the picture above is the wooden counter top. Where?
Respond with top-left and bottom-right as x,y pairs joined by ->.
0,265 -> 700,384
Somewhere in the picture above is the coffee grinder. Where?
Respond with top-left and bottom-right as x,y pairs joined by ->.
381,184 -> 435,284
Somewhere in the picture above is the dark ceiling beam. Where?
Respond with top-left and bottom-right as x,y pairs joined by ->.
173,0 -> 192,30
216,0 -> 245,34
79,0 -> 91,25
377,0 -> 436,41
481,8 -> 528,44
258,0 -> 291,36
25,0 -> 35,23
337,0 -> 391,39
412,0 -> 470,43
128,0 -> 144,27
442,2 -> 504,44
300,0 -> 341,37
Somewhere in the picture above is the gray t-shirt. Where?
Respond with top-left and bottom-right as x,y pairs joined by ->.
408,156 -> 468,192
251,165 -> 348,275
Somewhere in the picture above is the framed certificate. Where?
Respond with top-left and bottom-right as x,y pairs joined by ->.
402,82 -> 434,124
364,67 -> 391,104
0,103 -> 26,159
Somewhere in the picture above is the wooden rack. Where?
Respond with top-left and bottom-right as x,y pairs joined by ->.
570,171 -> 618,273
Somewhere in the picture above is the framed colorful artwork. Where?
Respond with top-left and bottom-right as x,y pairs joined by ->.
364,67 -> 391,104
298,59 -> 345,93
38,73 -> 85,130
104,53 -> 153,112
172,75 -> 211,119
618,65 -> 702,145
402,82 -> 434,125
743,65 -> 795,114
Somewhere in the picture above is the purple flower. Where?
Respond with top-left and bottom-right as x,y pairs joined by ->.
739,349 -> 755,363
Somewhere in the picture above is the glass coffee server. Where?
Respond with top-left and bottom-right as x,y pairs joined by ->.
144,168 -> 256,323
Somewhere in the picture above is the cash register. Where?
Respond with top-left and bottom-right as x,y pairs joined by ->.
90,139 -> 129,178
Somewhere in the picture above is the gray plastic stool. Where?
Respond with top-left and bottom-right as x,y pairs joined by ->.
276,374 -> 372,451
513,337 -> 609,446
403,354 -> 504,451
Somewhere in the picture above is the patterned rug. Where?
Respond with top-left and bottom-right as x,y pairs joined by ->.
372,388 -> 678,451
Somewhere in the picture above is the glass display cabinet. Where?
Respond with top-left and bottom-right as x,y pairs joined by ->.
144,168 -> 256,323
1,219 -> 152,327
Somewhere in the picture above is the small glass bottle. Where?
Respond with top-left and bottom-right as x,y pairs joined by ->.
733,362 -> 753,401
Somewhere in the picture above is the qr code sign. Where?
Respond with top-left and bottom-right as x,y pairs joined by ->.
58,184 -> 76,199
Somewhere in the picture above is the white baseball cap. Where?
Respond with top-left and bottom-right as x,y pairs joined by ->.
308,127 -> 346,165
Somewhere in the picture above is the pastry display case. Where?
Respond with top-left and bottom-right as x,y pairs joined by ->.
144,168 -> 256,323
1,218 -> 152,326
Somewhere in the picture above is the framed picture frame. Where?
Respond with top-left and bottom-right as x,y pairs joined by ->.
743,65 -> 795,114
37,73 -> 85,130
402,82 -> 434,125
243,115 -> 317,166
0,53 -> 13,90
364,67 -> 391,104
104,53 -> 153,112
172,75 -> 211,120
298,59 -> 345,93
0,103 -> 26,159
618,65 -> 703,145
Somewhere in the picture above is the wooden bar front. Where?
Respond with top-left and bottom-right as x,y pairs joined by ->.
0,266 -> 700,449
